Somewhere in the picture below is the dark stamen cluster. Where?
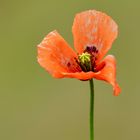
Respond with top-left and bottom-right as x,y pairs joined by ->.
84,46 -> 99,71
73,46 -> 99,72
84,46 -> 98,54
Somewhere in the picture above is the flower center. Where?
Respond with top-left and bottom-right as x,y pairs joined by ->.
78,52 -> 92,72
77,46 -> 99,72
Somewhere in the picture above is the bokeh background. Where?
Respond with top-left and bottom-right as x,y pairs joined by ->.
0,0 -> 139,140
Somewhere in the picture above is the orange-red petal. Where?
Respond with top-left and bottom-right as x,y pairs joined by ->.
94,55 -> 121,96
61,55 -> 120,96
37,31 -> 81,78
72,10 -> 118,62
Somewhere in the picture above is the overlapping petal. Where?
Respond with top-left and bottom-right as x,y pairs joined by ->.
72,10 -> 118,62
61,55 -> 120,96
37,31 -> 81,78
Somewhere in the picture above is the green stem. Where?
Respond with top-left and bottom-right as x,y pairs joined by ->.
89,79 -> 94,140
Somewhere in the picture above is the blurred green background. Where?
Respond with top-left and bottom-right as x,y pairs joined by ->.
0,0 -> 139,140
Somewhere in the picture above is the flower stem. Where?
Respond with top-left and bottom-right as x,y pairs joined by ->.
89,79 -> 94,140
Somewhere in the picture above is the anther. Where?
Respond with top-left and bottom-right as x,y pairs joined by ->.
84,46 -> 98,54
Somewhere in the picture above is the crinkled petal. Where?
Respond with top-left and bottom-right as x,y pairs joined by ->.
37,31 -> 81,78
72,10 -> 118,62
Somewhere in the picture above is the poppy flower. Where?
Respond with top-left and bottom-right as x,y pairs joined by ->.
37,10 -> 121,96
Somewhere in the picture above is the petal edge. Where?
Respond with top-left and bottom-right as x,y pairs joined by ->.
94,55 -> 121,96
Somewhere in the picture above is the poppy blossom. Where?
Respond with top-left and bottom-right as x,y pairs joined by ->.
37,10 -> 121,96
